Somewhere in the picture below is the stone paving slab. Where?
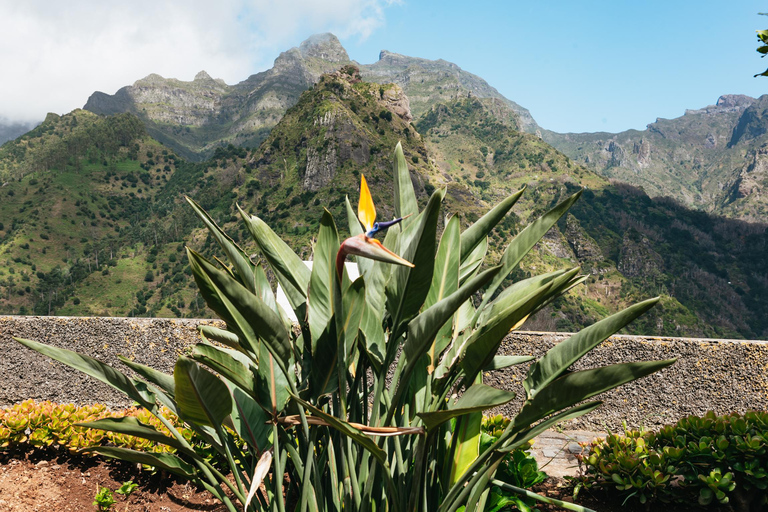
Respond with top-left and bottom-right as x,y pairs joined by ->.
528,429 -> 606,479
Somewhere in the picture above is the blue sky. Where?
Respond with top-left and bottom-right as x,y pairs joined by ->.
337,1 -> 768,133
2,1 -> 767,133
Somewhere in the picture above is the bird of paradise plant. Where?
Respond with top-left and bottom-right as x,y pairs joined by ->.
15,142 -> 674,512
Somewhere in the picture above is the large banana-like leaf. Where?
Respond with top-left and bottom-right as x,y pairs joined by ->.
81,446 -> 197,478
417,384 -> 516,431
118,356 -> 175,398
258,342 -> 290,415
190,343 -> 256,399
188,248 -> 262,356
483,355 -> 535,371
335,276 -> 366,365
515,360 -> 676,428
387,187 -> 445,335
424,214 -> 460,372
359,304 -> 385,372
186,196 -> 256,293
481,268 -> 577,325
308,209 -> 339,347
524,297 -> 660,398
198,325 -> 241,351
459,236 -> 487,284
231,386 -> 271,452
449,412 -> 482,487
188,248 -> 292,374
497,401 -> 603,454
14,337 -> 155,409
478,190 -> 583,313
77,416 -> 189,453
310,323 -> 340,398
460,188 -> 524,261
460,284 -> 553,383
405,266 -> 500,368
238,204 -> 311,313
174,357 -> 233,428
392,142 -> 419,225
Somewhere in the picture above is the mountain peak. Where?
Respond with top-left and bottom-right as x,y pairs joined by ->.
716,94 -> 755,109
299,33 -> 348,62
194,70 -> 214,82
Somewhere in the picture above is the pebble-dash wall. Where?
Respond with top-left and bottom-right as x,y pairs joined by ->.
1,316 -> 766,431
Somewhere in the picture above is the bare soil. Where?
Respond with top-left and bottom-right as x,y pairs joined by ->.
0,446 -> 228,512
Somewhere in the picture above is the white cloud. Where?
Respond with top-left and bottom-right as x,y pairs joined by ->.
0,1 -> 393,123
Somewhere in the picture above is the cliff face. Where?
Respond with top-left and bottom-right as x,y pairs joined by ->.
542,94 -> 768,221
359,50 -> 538,134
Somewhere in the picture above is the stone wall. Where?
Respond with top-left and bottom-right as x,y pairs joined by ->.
1,316 -> 766,431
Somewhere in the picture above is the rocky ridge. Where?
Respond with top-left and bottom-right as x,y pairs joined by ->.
543,94 -> 768,220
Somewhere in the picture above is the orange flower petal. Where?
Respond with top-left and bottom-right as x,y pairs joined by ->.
357,174 -> 376,233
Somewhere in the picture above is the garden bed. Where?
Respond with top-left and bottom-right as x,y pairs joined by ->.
0,446 -> 227,512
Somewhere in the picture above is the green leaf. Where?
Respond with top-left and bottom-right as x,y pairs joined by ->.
308,209 -> 340,347
198,325 -> 241,350
482,268 -> 578,326
310,323 -> 340,398
484,355 -> 535,371
174,357 -> 233,427
478,190 -> 582,312
460,188 -> 524,261
405,266 -> 500,368
190,343 -> 256,399
424,214 -> 461,371
359,304 -> 385,372
14,337 -> 154,409
258,342 -> 290,415
188,248 -> 292,372
387,187 -> 446,335
238,204 -> 310,312
498,401 -> 603,453
417,383 -> 516,431
524,297 -> 659,398
450,412 -> 482,487
81,447 -> 197,478
77,416 -> 188,453
186,196 -> 257,294
393,141 -> 419,224
460,284 -> 553,384
459,236 -> 487,284
291,394 -> 388,464
336,276 -> 366,363
516,360 -> 676,428
118,356 -> 175,399
230,386 -> 271,452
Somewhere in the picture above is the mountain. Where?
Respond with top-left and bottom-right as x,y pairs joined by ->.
542,94 -> 768,222
84,33 -> 352,161
83,34 -> 539,162
358,50 -> 539,134
3,37 -> 767,338
416,97 -> 768,338
0,120 -> 39,146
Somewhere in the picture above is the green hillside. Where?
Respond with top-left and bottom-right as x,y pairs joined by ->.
414,97 -> 764,338
1,69 -> 766,339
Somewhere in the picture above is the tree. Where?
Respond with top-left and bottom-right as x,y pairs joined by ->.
755,13 -> 768,76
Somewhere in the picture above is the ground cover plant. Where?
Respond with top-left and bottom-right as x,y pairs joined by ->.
15,143 -> 675,511
575,411 -> 768,511
0,399 -> 223,464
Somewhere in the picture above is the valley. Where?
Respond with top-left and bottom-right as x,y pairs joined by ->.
0,34 -> 765,339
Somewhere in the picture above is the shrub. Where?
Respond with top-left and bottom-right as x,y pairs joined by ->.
15,143 -> 673,512
576,411 -> 768,509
